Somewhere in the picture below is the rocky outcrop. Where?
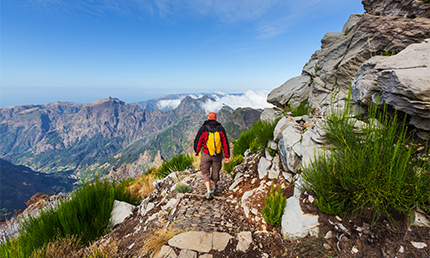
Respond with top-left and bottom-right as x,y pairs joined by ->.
275,115 -> 327,174
109,200 -> 136,228
352,39 -> 430,131
362,0 -> 430,18
267,0 -> 430,125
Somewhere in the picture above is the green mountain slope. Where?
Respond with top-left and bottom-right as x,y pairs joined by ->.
0,96 -> 262,178
0,159 -> 77,220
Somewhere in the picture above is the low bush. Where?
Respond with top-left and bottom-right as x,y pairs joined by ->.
233,119 -> 278,156
0,178 -> 141,258
380,50 -> 396,56
302,94 -> 430,221
284,100 -> 315,117
223,154 -> 244,174
126,173 -> 156,200
140,229 -> 179,257
261,185 -> 287,226
156,154 -> 194,179
174,183 -> 191,193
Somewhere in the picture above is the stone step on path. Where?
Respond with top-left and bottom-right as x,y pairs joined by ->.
171,195 -> 226,232
153,171 -> 260,257
171,171 -> 234,233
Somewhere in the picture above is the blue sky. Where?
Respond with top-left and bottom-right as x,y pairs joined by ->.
1,0 -> 364,108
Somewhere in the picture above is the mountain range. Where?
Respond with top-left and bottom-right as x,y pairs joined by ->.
0,93 -> 263,219
0,93 -> 262,178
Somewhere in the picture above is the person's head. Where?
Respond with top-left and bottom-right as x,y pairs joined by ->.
208,112 -> 217,120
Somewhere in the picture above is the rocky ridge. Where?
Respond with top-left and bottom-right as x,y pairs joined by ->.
267,0 -> 430,134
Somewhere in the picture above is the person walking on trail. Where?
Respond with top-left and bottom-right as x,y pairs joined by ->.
194,112 -> 230,200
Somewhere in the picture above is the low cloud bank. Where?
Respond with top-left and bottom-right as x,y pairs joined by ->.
154,90 -> 273,112
200,90 -> 273,113
156,98 -> 184,111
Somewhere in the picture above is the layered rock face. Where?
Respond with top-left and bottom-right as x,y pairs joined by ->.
352,39 -> 430,131
267,0 -> 430,132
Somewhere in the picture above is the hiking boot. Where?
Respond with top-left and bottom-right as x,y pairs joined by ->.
212,186 -> 219,194
205,192 -> 213,200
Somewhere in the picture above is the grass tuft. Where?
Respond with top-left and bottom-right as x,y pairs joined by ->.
223,154 -> 244,174
233,119 -> 279,156
174,183 -> 191,193
0,178 -> 142,258
32,235 -> 82,258
156,154 -> 194,179
302,91 -> 430,222
284,100 -> 315,117
261,185 -> 287,226
126,173 -> 156,199
140,229 -> 179,258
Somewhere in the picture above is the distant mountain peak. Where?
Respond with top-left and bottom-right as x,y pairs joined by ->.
88,97 -> 125,106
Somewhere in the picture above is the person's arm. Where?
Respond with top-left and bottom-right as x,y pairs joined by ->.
193,126 -> 205,155
219,126 -> 230,161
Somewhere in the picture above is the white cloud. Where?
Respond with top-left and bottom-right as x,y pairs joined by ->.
200,90 -> 273,113
151,90 -> 273,112
156,99 -> 183,111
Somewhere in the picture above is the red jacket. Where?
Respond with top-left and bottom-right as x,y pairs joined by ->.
194,120 -> 230,158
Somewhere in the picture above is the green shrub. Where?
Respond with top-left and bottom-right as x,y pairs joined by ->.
0,178 -> 141,258
223,155 -> 244,174
343,26 -> 354,36
284,100 -> 315,117
261,185 -> 287,226
302,94 -> 430,221
233,119 -> 279,156
174,183 -> 191,193
232,129 -> 254,156
156,153 -> 194,179
380,50 -> 396,56
267,148 -> 276,157
310,62 -> 319,78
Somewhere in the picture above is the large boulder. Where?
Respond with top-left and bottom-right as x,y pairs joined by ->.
352,39 -> 430,131
268,11 -> 430,111
277,117 -> 327,173
267,76 -> 311,108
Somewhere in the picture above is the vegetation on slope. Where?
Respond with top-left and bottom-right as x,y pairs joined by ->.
155,153 -> 194,179
302,96 -> 430,221
0,178 -> 142,258
232,119 -> 279,156
283,100 -> 315,117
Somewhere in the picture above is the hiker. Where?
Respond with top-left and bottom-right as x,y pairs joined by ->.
194,112 -> 230,200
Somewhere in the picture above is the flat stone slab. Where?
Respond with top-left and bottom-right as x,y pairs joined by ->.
236,231 -> 253,252
212,232 -> 233,251
154,245 -> 177,258
178,249 -> 197,258
168,231 -> 212,253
